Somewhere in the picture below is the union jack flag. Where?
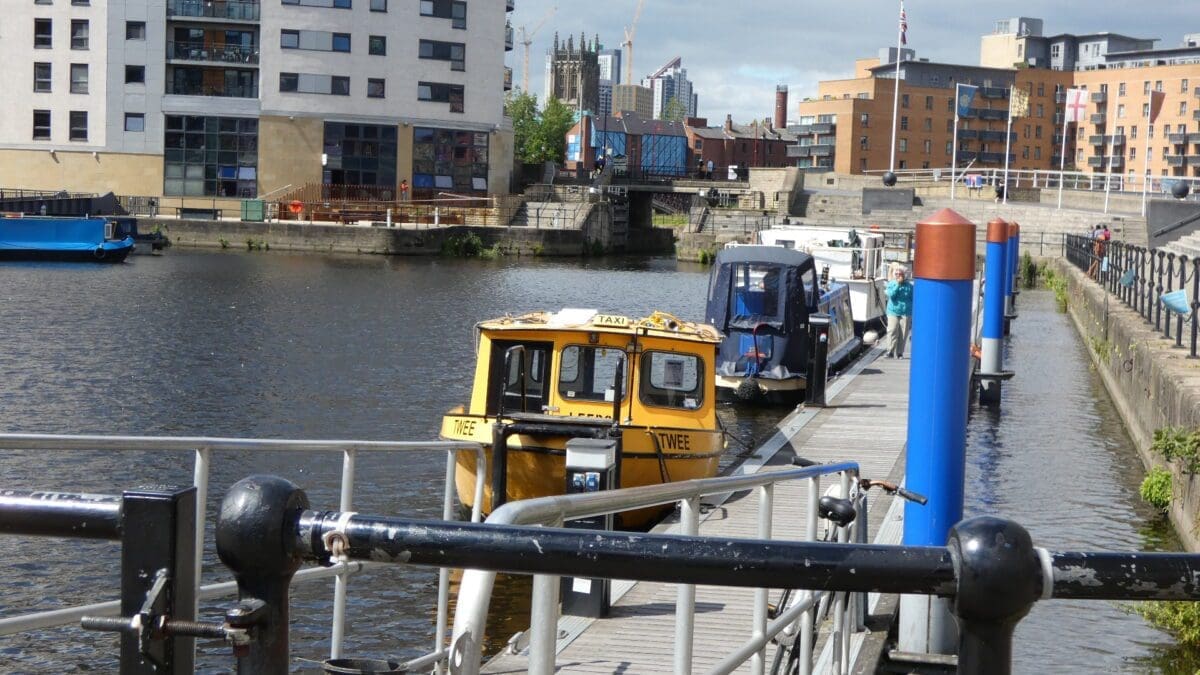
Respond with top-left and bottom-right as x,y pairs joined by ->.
900,2 -> 908,46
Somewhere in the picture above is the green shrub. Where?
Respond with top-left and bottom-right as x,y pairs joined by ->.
1041,266 -> 1068,311
218,237 -> 229,249
1140,467 -> 1174,511
441,232 -> 486,257
1133,602 -> 1200,646
1019,252 -> 1040,289
1151,427 -> 1200,474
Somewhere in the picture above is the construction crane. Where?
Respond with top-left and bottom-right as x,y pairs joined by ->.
622,0 -> 646,86
519,6 -> 556,92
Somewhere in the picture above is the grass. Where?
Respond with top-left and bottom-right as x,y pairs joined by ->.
1041,265 -> 1069,311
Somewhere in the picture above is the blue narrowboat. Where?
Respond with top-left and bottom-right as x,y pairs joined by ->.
0,215 -> 135,263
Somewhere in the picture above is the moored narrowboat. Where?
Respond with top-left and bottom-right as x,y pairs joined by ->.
0,215 -> 135,262
440,309 -> 726,528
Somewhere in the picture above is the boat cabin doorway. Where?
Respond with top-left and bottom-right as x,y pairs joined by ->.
487,340 -> 553,415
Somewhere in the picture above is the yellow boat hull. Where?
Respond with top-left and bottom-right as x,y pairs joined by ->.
442,414 -> 724,529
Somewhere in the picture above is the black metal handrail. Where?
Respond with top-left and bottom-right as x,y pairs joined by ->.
1064,234 -> 1200,357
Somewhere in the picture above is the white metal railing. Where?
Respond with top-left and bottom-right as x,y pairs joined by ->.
0,433 -> 486,675
864,166 -> 1200,198
450,460 -> 865,675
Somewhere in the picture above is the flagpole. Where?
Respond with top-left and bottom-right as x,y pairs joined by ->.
1142,101 -> 1153,216
1003,86 -> 1014,205
1104,94 -> 1116,214
1057,87 -> 1069,210
951,83 -> 960,201
888,1 -> 904,174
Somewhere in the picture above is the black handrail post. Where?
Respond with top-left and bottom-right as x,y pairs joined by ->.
1166,254 -> 1176,340
216,475 -> 309,675
1177,255 -> 1187,348
947,517 -> 1042,675
1191,258 -> 1199,358
120,485 -> 198,674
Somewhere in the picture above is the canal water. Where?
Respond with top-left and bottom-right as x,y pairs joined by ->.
0,251 -> 1188,672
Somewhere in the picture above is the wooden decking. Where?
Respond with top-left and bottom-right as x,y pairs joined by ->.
482,348 -> 912,674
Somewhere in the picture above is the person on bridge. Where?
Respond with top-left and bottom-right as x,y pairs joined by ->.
885,265 -> 913,359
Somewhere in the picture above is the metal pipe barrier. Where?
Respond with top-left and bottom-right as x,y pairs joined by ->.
1064,235 -> 1200,358
0,433 -> 486,675
207,474 -> 1200,675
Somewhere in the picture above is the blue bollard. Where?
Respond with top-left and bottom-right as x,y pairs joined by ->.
1003,222 -> 1019,335
1010,221 -> 1022,298
979,218 -> 1012,405
900,208 -> 976,655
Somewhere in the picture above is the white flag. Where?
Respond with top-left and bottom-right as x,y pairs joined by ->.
1064,88 -> 1088,124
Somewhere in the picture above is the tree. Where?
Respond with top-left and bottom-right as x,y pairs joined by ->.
505,93 -> 576,165
505,91 -> 540,163
662,96 -> 688,123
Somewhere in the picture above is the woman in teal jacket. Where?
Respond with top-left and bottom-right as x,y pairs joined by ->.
885,266 -> 913,358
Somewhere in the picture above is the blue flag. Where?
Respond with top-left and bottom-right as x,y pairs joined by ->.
956,84 -> 978,117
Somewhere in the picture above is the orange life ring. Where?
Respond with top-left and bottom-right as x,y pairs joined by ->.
288,200 -> 303,214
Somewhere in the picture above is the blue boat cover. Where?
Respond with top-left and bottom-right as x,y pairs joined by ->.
0,216 -> 131,252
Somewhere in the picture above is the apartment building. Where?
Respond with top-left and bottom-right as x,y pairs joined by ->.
0,0 -> 516,201
797,20 -> 1200,181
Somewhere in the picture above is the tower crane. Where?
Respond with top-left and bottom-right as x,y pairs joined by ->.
622,0 -> 646,86
519,6 -> 556,92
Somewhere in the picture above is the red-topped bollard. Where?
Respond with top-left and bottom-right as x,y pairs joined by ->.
1004,222 -> 1020,335
901,208 -> 976,655
979,218 -> 1014,405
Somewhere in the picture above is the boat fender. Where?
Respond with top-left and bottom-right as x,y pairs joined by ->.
863,330 -> 880,345
93,246 -> 106,260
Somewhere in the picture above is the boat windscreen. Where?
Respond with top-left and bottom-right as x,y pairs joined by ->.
728,263 -> 784,329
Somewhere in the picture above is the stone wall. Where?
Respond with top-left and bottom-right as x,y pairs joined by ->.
1057,259 -> 1200,551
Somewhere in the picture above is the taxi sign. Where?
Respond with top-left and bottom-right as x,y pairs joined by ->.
592,314 -> 629,327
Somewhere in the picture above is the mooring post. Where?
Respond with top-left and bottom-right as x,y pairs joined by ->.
1010,221 -> 1021,298
216,475 -> 309,675
1003,222 -> 1019,335
947,517 -> 1042,675
900,208 -> 976,655
979,218 -> 1010,406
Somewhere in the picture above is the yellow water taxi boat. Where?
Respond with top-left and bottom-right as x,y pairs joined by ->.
440,308 -> 726,528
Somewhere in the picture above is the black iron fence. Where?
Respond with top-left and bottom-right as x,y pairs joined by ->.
1065,234 -> 1200,356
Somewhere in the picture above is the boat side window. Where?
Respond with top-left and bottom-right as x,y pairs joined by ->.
803,268 -> 818,307
731,263 -> 781,320
559,345 -> 627,402
639,351 -> 703,410
487,340 -> 552,415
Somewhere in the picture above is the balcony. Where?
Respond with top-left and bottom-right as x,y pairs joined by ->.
1110,155 -> 1124,168
168,41 -> 259,65
980,86 -> 1008,99
1089,134 -> 1106,146
1169,133 -> 1188,144
977,109 -> 1007,121
1054,112 -> 1066,125
809,144 -> 834,157
1194,86 -> 1200,98
166,81 -> 258,98
978,152 -> 1011,164
1194,109 -> 1200,121
956,151 -> 980,163
1090,91 -> 1107,104
167,0 -> 260,21
1188,132 -> 1200,144
503,66 -> 512,91
1087,157 -> 1106,168
958,129 -> 980,140
1055,90 -> 1067,103
979,130 -> 1014,142
787,146 -> 812,158
1166,154 -> 1187,167
1110,135 -> 1126,146
505,23 -> 513,51
1188,154 -> 1200,163
1090,113 -> 1106,125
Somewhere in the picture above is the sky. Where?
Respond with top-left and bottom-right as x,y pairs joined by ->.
506,1 -> 1200,124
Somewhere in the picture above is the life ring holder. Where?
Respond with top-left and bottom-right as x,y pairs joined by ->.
288,200 -> 304,215
93,246 -> 107,260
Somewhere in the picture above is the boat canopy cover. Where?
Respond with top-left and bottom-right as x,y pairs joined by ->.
0,216 -> 111,252
705,246 -> 818,381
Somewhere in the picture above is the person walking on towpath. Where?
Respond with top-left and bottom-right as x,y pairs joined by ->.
885,265 -> 913,358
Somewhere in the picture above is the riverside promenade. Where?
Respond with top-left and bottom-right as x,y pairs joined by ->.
482,347 -> 912,674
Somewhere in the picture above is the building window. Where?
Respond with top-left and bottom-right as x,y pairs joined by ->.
164,115 -> 259,196
282,30 -> 351,52
1118,104 -> 1125,118
34,63 -> 52,92
1143,103 -> 1150,117
421,0 -> 467,29
945,141 -> 952,155
1155,80 -> 1163,92
1131,125 -> 1138,139
369,35 -> 386,55
125,65 -> 145,84
1023,123 -> 1030,139
126,21 -> 146,40
71,0 -> 88,4
281,30 -> 299,48
412,126 -> 489,193
1130,147 -> 1136,160
35,0 -> 52,4
946,119 -> 954,133
1034,147 -> 1041,160
923,139 -> 931,154
923,117 -> 931,131
924,95 -> 933,110
859,113 -> 868,127
332,33 -> 351,52
899,116 -> 908,130
280,72 -> 351,95
1184,79 -> 1191,94
35,19 -> 52,48
859,136 -> 868,150
1037,82 -> 1044,96
69,110 -> 87,141
367,78 -> 385,98
282,0 -> 352,7
323,122 -> 397,187
1022,146 -> 1029,159
1035,125 -> 1042,139
33,110 -> 50,140
418,81 -> 464,112
370,0 -> 386,10
125,113 -> 145,132
419,40 -> 466,71
71,19 -> 89,49
70,63 -> 88,93
1144,81 -> 1151,95
1036,103 -> 1043,117
898,138 -> 908,152
1181,101 -> 1189,116
947,97 -> 954,113
1118,82 -> 1126,96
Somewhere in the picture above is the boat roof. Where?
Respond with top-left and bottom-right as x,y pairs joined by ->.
477,308 -> 722,344
714,245 -> 814,267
